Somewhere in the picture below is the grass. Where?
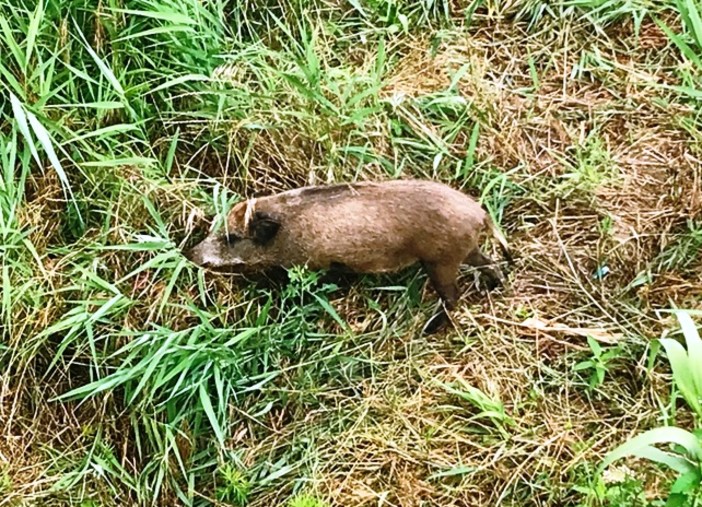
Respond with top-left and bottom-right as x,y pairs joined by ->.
1,0 -> 702,505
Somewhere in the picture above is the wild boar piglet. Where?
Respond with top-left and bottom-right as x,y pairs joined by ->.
185,179 -> 513,334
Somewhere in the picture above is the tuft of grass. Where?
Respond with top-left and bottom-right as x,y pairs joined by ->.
216,464 -> 251,506
554,131 -> 621,198
656,220 -> 702,272
286,493 -> 330,507
0,466 -> 11,496
435,376 -> 515,437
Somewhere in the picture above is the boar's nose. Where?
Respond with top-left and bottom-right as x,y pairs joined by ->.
183,248 -> 211,269
182,246 -> 201,264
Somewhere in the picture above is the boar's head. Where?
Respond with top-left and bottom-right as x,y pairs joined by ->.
184,198 -> 281,273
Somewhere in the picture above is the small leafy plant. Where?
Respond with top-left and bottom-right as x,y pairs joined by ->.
574,468 -> 649,507
216,464 -> 251,506
574,336 -> 621,390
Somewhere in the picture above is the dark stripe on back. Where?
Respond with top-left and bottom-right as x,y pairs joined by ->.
293,183 -> 364,199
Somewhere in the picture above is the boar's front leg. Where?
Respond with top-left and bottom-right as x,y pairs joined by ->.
421,261 -> 460,335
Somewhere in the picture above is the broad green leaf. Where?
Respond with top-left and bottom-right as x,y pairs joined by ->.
676,311 -> 702,399
670,468 -> 702,494
660,337 -> 702,417
666,492 -> 688,507
587,335 -> 603,356
630,446 -> 697,475
600,427 -> 702,473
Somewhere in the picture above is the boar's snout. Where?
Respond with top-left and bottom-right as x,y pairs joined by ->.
182,236 -> 248,272
182,242 -> 207,266
182,237 -> 219,268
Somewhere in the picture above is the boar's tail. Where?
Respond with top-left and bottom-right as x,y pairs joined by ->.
485,214 -> 513,265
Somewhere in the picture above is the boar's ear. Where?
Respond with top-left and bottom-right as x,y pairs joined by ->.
250,211 -> 280,245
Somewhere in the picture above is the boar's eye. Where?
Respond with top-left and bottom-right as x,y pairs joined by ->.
250,212 -> 280,245
224,233 -> 240,245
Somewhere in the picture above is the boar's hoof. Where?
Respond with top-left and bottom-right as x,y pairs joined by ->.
481,269 -> 502,292
422,308 -> 451,335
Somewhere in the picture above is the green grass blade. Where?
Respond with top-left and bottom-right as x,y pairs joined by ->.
312,294 -> 350,332
73,19 -> 125,96
127,337 -> 174,405
146,73 -> 210,96
24,107 -> 81,223
48,101 -> 124,110
53,371 -> 131,401
158,257 -> 187,316
25,0 -> 44,70
66,123 -> 139,145
9,93 -> 42,168
0,58 -> 25,96
656,17 -> 702,69
109,8 -> 197,24
683,0 -> 702,48
2,264 -> 11,334
115,25 -> 196,44
634,446 -> 696,475
0,14 -> 26,70
199,383 -> 225,446
163,129 -> 179,175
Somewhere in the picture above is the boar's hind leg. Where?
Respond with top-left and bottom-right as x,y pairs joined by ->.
464,248 -> 502,291
421,261 -> 460,335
